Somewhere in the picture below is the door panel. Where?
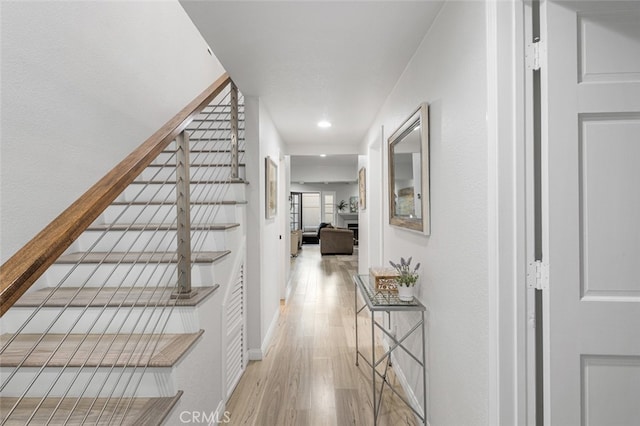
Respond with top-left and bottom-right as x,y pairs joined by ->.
580,115 -> 640,301
582,355 -> 640,425
542,2 -> 640,425
578,10 -> 640,83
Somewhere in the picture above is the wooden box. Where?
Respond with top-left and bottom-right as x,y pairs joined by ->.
369,267 -> 399,293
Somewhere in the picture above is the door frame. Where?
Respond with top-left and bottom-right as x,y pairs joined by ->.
487,0 -> 536,425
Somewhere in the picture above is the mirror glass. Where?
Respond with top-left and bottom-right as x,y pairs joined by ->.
388,104 -> 430,234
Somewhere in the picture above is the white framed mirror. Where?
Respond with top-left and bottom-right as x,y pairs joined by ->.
388,103 -> 430,234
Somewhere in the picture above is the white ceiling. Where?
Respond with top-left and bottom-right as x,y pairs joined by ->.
181,1 -> 443,153
293,154 -> 357,170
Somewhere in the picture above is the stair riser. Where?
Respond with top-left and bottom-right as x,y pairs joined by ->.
165,137 -> 245,149
43,261 -> 216,288
188,113 -> 246,121
213,227 -> 244,265
183,126 -> 244,135
139,165 -> 245,182
1,367 -> 174,398
121,183 -> 244,203
198,106 -> 244,114
154,151 -> 244,165
1,307 -> 199,335
100,204 -> 242,225
76,230 -> 226,253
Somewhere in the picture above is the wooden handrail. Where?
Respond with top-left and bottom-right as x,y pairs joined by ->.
0,73 -> 232,316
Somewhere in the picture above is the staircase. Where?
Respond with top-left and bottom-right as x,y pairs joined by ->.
0,78 -> 247,424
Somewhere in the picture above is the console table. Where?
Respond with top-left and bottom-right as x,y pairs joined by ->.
352,274 -> 427,425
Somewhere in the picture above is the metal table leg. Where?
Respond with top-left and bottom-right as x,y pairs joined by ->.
372,310 -> 377,426
422,310 -> 427,425
355,280 -> 359,366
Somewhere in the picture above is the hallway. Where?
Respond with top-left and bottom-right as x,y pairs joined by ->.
226,245 -> 417,425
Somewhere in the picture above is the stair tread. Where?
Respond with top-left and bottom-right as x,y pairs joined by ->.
147,163 -> 246,167
110,200 -> 247,206
15,285 -> 219,308
162,149 -> 245,153
87,223 -> 240,231
162,149 -> 245,154
0,331 -> 203,368
184,139 -> 246,142
56,251 -> 231,264
162,141 -> 246,146
188,119 -> 245,124
131,179 -> 248,184
0,391 -> 182,425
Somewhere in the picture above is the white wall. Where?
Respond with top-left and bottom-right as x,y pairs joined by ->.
360,2 -> 489,424
290,162 -> 356,183
359,138 -> 384,275
244,98 -> 286,359
283,155 -> 292,298
0,1 -> 224,261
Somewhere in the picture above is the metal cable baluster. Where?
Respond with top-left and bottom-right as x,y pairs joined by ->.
23,113 -> 232,422
0,148 -> 177,359
91,97 -> 238,423
16,150 -> 186,424
0,152 -> 182,425
61,90 -> 238,422
46,145 -> 196,425
100,137 -> 235,423
188,98 -> 246,252
118,103 -> 245,422
58,100 -> 235,422
0,84 -> 237,425
72,146 -> 222,422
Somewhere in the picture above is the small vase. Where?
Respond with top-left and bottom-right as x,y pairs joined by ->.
397,285 -> 414,302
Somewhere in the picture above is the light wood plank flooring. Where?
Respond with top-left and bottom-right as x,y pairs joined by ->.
226,245 -> 417,425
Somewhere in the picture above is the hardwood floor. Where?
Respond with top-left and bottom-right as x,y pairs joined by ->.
226,245 -> 417,425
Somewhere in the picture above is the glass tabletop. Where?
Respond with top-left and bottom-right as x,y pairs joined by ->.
353,274 -> 426,312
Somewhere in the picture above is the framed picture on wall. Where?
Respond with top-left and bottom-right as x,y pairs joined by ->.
359,167 -> 366,210
349,196 -> 358,213
265,156 -> 277,219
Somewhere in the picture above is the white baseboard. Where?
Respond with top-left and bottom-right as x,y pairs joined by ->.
248,348 -> 263,360
382,337 -> 426,425
261,308 -> 280,357
212,400 -> 228,425
284,281 -> 292,302
247,309 -> 280,360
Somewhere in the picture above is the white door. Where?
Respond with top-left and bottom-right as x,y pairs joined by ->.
541,1 -> 640,424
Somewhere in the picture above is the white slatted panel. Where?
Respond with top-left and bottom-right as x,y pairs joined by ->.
225,264 -> 245,398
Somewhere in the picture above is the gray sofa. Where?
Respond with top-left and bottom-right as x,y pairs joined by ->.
319,228 -> 354,255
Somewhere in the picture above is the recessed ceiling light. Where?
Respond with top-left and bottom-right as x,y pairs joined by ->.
320,154 -> 327,157
317,120 -> 332,128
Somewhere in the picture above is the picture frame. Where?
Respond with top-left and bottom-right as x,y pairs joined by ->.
359,167 -> 366,210
349,196 -> 358,213
265,156 -> 278,219
388,103 -> 430,235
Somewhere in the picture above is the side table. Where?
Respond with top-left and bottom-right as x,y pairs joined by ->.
353,274 -> 427,425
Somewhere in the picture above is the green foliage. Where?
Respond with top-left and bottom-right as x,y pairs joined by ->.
389,256 -> 420,287
337,200 -> 348,212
